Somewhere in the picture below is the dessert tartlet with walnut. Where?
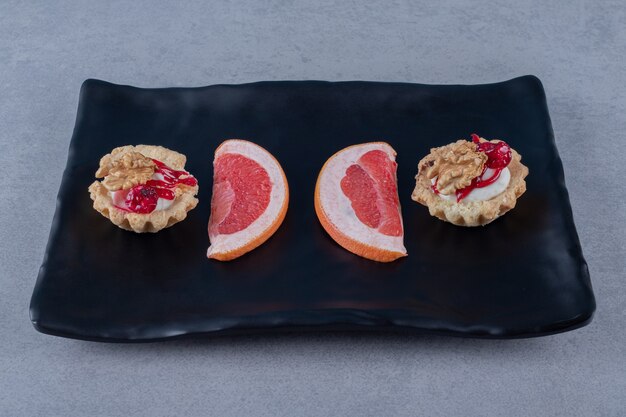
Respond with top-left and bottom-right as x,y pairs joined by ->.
411,134 -> 528,226
88,145 -> 199,233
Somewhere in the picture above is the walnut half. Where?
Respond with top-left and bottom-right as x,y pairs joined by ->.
419,139 -> 487,195
96,151 -> 156,191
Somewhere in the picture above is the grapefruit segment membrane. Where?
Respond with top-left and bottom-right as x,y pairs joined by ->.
207,140 -> 289,261
315,142 -> 407,262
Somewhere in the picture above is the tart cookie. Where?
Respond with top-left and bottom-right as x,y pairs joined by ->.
88,145 -> 199,233
411,135 -> 528,226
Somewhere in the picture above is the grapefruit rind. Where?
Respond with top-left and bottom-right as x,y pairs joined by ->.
314,142 -> 407,262
207,140 -> 289,261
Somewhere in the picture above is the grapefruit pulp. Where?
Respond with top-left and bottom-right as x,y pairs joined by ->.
314,142 -> 406,262
207,140 -> 289,261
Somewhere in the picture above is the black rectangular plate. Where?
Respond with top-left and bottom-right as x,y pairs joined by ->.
30,76 -> 595,342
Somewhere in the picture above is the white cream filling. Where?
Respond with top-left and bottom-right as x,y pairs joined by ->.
432,167 -> 511,203
151,172 -> 165,181
154,198 -> 174,211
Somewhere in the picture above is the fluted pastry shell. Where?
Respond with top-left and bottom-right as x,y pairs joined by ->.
88,145 -> 199,233
411,142 -> 528,227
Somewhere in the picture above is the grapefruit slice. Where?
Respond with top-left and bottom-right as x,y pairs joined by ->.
207,139 -> 289,261
314,142 -> 407,262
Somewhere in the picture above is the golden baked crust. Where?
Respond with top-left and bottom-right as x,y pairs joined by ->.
88,145 -> 199,233
411,139 -> 529,227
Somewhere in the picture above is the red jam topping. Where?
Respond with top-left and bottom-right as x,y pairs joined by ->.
471,134 -> 512,169
432,134 -> 512,202
113,159 -> 197,214
124,185 -> 159,213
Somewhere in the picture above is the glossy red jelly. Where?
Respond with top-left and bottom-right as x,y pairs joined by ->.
124,185 -> 159,214
471,133 -> 512,169
113,159 -> 197,214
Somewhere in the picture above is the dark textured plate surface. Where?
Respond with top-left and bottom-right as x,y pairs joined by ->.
30,76 -> 595,342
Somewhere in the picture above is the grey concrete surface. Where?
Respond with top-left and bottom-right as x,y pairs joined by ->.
1,1 -> 625,416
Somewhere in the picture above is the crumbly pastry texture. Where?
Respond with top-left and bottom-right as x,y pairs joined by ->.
411,138 -> 528,227
88,145 -> 199,233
